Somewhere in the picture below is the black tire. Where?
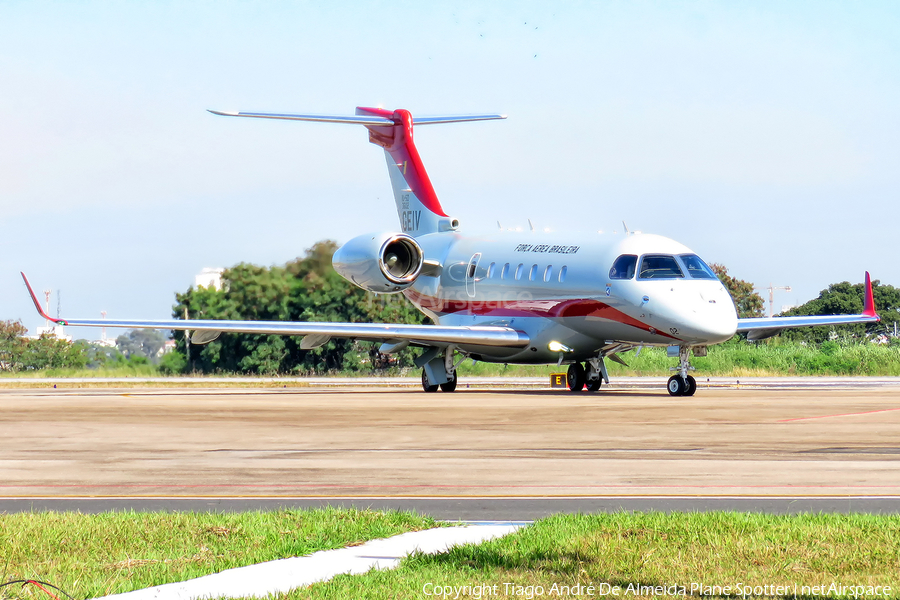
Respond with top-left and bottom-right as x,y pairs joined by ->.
422,369 -> 439,393
587,378 -> 602,392
567,362 -> 585,392
667,375 -> 685,396
440,370 -> 458,392
684,375 -> 697,396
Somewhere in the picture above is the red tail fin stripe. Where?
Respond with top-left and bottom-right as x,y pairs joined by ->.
863,271 -> 878,318
356,106 -> 449,218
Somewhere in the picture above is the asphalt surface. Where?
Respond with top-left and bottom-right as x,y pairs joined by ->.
2,379 -> 900,516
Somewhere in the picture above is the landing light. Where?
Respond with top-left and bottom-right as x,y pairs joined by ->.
548,341 -> 573,353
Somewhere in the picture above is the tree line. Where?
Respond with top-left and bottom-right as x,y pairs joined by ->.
0,322 -> 171,373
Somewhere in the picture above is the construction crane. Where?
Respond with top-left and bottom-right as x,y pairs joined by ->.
766,283 -> 792,317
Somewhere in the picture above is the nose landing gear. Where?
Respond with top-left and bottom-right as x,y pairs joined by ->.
667,346 -> 697,396
667,374 -> 696,396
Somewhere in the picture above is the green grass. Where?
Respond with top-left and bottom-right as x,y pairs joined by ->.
0,509 -> 437,600
0,365 -> 161,379
302,513 -> 900,599
4,512 -> 899,599
3,341 -> 900,380
456,340 -> 900,378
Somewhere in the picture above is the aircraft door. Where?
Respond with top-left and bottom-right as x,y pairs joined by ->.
465,253 -> 482,298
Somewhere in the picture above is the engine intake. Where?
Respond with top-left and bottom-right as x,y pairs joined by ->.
332,232 -> 424,293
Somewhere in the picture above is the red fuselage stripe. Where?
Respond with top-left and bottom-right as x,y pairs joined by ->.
403,289 -> 677,340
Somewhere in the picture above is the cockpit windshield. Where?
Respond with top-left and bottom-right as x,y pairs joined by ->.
609,254 -> 637,279
679,254 -> 718,279
639,255 -> 684,279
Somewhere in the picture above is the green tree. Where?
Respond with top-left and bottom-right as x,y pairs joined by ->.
780,279 -> 900,343
0,320 -> 28,371
0,320 -> 87,371
710,264 -> 765,318
82,341 -> 127,369
158,349 -> 187,375
18,335 -> 88,370
116,329 -> 169,363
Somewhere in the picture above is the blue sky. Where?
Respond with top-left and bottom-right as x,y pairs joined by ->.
2,1 -> 898,337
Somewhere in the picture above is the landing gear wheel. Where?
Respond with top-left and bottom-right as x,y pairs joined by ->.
421,369 -> 439,393
440,370 -> 458,392
684,375 -> 696,396
667,375 -> 686,396
587,378 -> 603,392
567,362 -> 586,392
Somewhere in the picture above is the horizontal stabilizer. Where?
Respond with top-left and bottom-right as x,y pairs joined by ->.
208,110 -> 506,126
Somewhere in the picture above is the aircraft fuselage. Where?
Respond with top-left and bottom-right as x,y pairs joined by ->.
405,230 -> 738,363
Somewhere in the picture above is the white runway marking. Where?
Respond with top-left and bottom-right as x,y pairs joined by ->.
93,525 -> 520,600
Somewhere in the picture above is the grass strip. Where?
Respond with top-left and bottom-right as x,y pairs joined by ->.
3,341 -> 900,381
0,508 -> 437,599
300,513 -> 900,599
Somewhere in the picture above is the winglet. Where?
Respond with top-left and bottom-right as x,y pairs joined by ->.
863,271 -> 878,319
20,272 -> 68,326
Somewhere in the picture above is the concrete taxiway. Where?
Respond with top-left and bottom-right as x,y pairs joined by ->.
1,381 -> 899,515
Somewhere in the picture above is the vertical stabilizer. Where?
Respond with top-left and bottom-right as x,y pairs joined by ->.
356,107 -> 454,236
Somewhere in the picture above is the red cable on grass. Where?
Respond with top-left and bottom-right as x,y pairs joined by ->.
24,580 -> 64,600
0,580 -> 74,600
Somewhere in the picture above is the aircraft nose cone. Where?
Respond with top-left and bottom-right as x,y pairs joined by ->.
698,309 -> 738,344
666,286 -> 738,344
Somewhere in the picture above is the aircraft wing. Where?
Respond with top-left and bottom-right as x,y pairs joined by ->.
20,273 -> 529,349
736,272 -> 880,341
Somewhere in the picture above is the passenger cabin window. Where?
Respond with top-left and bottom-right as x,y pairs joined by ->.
501,263 -> 510,280
679,254 -> 717,279
559,265 -> 568,283
487,262 -> 496,278
609,255 -> 637,280
639,254 -> 684,279
529,264 -> 538,281
543,265 -> 553,282
515,263 -> 525,280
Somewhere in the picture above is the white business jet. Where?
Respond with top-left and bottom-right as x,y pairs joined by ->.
22,107 -> 880,395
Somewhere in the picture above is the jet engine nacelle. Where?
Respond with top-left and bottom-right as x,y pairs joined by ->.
332,232 -> 424,293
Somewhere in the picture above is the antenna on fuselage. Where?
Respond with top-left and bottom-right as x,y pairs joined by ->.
622,221 -> 630,234
528,219 -> 535,232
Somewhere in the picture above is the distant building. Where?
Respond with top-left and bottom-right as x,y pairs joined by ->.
195,267 -> 225,290
31,325 -> 73,343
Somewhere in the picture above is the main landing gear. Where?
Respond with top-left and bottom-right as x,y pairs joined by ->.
420,346 -> 460,393
567,357 -> 608,392
667,345 -> 697,396
422,369 -> 458,392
